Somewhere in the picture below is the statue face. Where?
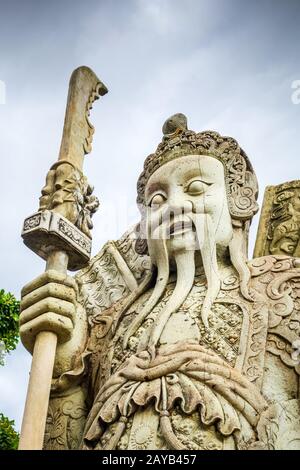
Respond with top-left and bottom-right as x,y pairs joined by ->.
126,154 -> 251,343
145,155 -> 233,258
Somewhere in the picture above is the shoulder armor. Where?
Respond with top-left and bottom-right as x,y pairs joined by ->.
75,225 -> 151,324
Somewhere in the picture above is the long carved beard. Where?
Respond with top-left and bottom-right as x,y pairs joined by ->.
192,213 -> 221,328
123,236 -> 169,349
146,248 -> 195,353
123,214 -> 251,352
146,213 -> 221,350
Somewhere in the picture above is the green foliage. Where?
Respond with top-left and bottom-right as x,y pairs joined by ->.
0,413 -> 19,450
0,289 -> 20,365
0,289 -> 20,449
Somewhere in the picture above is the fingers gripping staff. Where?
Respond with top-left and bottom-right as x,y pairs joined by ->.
19,67 -> 107,450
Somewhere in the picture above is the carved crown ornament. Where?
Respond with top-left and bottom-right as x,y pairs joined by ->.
136,113 -> 259,222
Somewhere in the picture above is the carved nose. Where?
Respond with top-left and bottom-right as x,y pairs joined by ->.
161,199 -> 193,227
167,197 -> 193,214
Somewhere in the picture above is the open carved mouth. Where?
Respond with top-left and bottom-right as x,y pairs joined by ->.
168,219 -> 195,237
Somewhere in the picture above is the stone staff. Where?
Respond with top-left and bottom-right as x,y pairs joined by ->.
19,66 -> 108,450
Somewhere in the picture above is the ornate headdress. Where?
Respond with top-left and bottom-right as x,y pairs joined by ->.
137,113 -> 259,221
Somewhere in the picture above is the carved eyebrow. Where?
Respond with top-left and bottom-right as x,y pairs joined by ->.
145,189 -> 167,206
183,176 -> 212,187
145,182 -> 168,197
178,167 -> 213,182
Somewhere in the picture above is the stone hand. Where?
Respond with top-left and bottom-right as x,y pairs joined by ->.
20,270 -> 77,354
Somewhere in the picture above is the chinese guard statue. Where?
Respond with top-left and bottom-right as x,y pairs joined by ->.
19,69 -> 300,450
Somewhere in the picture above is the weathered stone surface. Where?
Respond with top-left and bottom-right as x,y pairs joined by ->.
254,180 -> 300,258
20,113 -> 300,450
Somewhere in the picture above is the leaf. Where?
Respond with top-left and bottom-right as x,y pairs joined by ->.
0,289 -> 20,356
0,413 -> 19,450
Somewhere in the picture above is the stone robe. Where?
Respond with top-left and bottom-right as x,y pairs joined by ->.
44,231 -> 300,450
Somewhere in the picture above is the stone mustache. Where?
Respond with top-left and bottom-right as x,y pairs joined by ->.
20,112 -> 300,450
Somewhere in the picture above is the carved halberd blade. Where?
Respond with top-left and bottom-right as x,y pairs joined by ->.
19,67 -> 108,451
58,66 -> 108,170
21,66 -> 108,270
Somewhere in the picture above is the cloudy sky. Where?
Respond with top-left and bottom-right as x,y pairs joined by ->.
0,0 -> 299,431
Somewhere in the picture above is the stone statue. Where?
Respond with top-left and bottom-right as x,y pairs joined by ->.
20,108 -> 300,450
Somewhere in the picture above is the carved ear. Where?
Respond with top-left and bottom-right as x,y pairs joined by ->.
134,222 -> 149,255
227,165 -> 259,221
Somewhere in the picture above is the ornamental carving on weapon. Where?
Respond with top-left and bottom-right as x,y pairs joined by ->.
39,161 -> 99,239
21,66 -> 107,271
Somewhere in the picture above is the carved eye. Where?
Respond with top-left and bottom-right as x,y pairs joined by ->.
186,180 -> 210,195
149,193 -> 166,207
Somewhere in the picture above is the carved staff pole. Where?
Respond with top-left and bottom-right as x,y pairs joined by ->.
19,67 -> 107,450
